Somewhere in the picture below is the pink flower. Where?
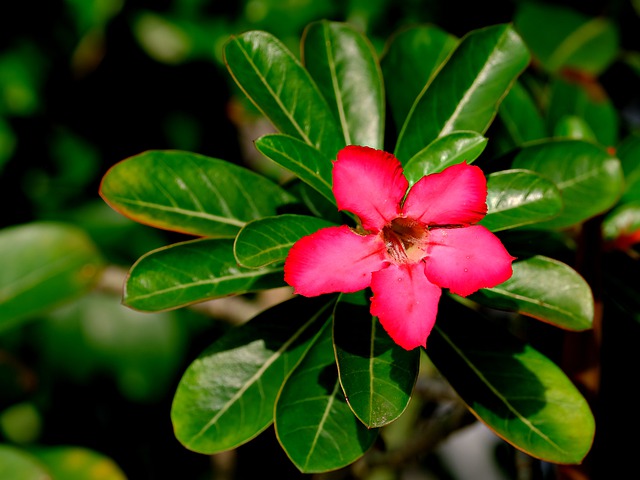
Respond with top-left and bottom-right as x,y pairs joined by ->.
284,146 -> 515,350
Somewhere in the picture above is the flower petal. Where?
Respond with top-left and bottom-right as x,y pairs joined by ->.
333,146 -> 408,231
425,225 -> 515,297
284,225 -> 387,296
370,262 -> 441,350
402,162 -> 487,226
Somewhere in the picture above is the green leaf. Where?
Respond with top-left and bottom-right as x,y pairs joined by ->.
302,20 -> 384,149
470,255 -> 593,331
602,202 -> 640,245
403,131 -> 487,184
0,445 -> 50,480
546,79 -> 618,147
29,446 -> 126,480
224,30 -> 344,158
380,25 -> 458,132
333,292 -> 419,428
254,134 -> 334,204
512,139 -> 623,229
553,115 -> 597,142
479,169 -> 563,232
234,214 -> 335,268
429,296 -> 595,464
275,318 -> 378,473
100,150 -> 296,238
617,133 -> 640,203
394,24 -> 530,162
514,2 -> 619,76
172,296 -> 334,454
497,80 -> 547,148
124,238 -> 284,312
0,222 -> 103,332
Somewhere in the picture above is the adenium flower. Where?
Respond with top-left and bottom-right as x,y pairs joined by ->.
284,146 -> 515,350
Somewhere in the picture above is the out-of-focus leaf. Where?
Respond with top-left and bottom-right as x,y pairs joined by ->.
224,30 -> 344,158
546,79 -> 618,147
333,292 -> 419,428
497,80 -> 546,148
255,134 -> 334,204
124,238 -> 284,312
275,318 -> 378,473
41,292 -> 186,402
479,169 -> 563,231
172,296 -> 334,454
29,446 -> 126,480
0,445 -> 50,480
470,255 -> 593,331
0,117 -> 16,170
553,115 -> 597,141
429,296 -> 595,464
403,131 -> 487,184
381,25 -> 458,132
303,20 -> 384,148
514,2 -> 619,76
512,139 -> 623,229
234,214 -> 335,268
100,150 -> 296,238
0,222 -> 103,332
394,24 -> 530,162
602,202 -> 640,250
618,133 -> 640,203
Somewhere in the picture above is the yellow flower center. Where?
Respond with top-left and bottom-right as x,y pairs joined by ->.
381,217 -> 429,264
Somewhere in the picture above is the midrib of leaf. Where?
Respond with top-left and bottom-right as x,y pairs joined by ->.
484,286 -> 580,321
439,31 -> 510,137
304,379 -> 342,469
111,197 -> 245,227
433,326 -> 567,454
188,302 -> 333,444
0,251 -> 91,302
322,23 -> 351,145
546,18 -> 608,71
127,266 -> 282,302
233,38 -> 313,146
554,164 -> 606,190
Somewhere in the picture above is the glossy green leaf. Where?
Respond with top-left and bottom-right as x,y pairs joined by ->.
0,222 -> 103,331
172,296 -> 334,454
514,2 -> 619,76
429,296 -> 595,464
394,24 -> 530,163
29,446 -> 126,480
512,139 -> 623,229
303,20 -> 384,148
479,169 -> 563,232
381,25 -> 458,132
234,214 -> 335,268
275,318 -> 378,473
224,30 -> 344,158
470,255 -> 593,331
100,150 -> 296,238
618,133 -> 640,203
602,202 -> 640,245
333,292 -> 419,428
403,131 -> 487,184
547,79 -> 618,147
497,80 -> 546,148
255,134 -> 334,204
0,445 -> 50,480
124,238 -> 284,312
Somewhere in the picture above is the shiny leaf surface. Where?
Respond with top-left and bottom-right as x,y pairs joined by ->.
303,20 -> 384,148
333,292 -> 419,428
395,24 -> 530,162
234,214 -> 335,268
471,255 -> 593,331
125,238 -> 284,311
429,296 -> 595,464
100,150 -> 295,238
172,296 -> 334,453
224,30 -> 344,158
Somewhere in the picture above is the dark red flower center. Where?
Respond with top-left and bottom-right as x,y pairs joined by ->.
381,217 -> 429,264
